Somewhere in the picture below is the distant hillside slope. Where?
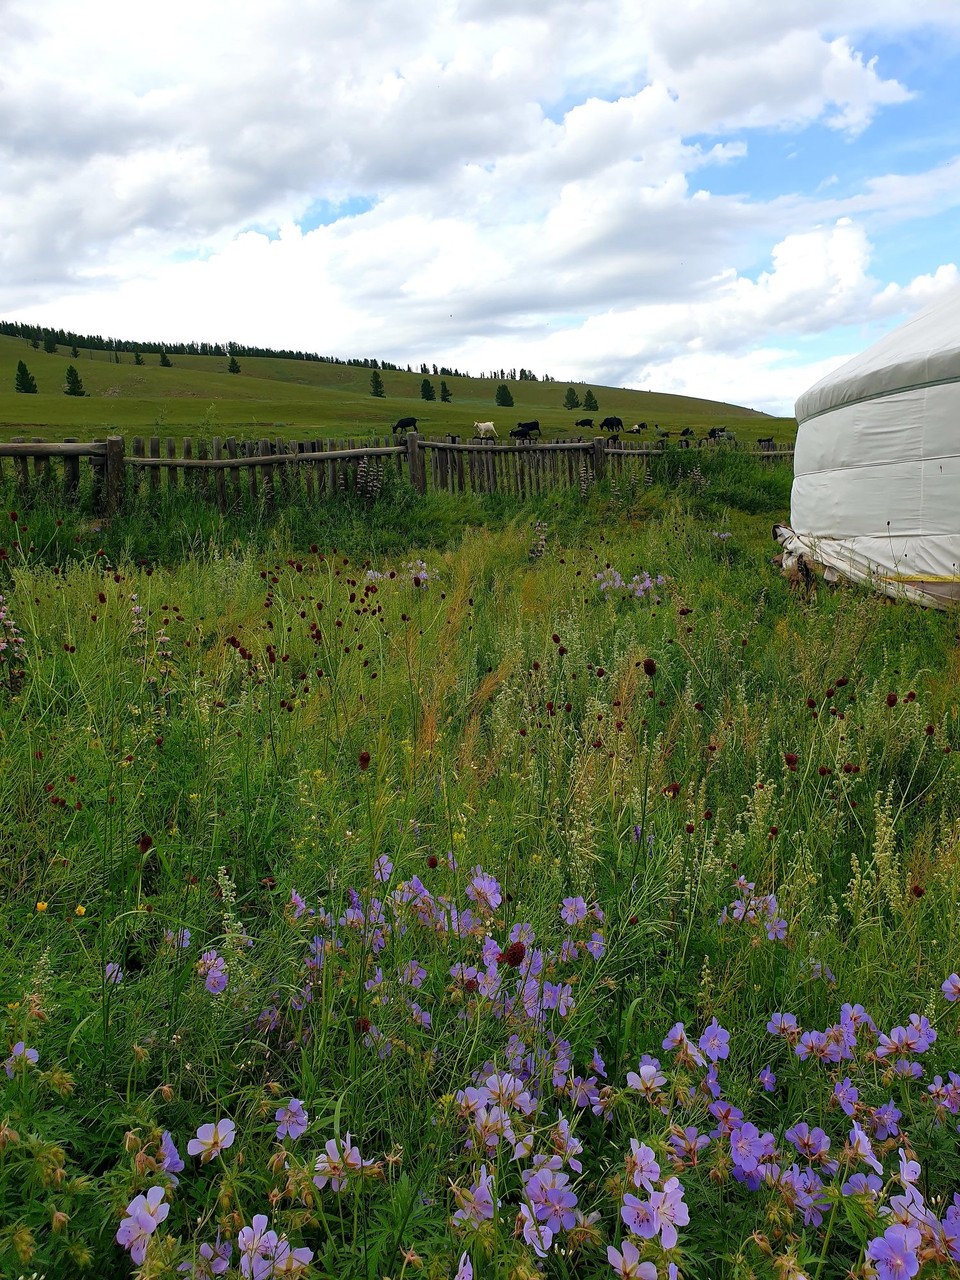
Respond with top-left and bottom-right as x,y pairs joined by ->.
0,333 -> 795,442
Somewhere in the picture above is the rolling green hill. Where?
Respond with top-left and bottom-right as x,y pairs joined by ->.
0,332 -> 795,443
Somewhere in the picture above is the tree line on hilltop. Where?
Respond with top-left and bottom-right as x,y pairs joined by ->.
0,320 -> 557,385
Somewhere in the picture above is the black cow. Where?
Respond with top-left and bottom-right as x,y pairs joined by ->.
575,418 -> 594,428
393,416 -> 418,434
511,421 -> 541,440
680,427 -> 695,437
599,416 -> 623,433
706,426 -> 727,440
757,436 -> 776,452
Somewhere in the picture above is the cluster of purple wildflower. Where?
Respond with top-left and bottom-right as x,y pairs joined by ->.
365,559 -> 435,589
260,868 -> 607,1056
104,835 -> 960,1278
103,840 -> 960,1280
196,949 -> 228,995
0,593 -> 26,671
594,567 -> 665,600
114,1118 -> 325,1274
718,876 -> 787,941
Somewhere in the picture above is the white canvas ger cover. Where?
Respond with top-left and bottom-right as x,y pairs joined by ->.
775,285 -> 960,607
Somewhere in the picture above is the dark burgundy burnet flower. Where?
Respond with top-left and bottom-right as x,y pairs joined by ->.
642,657 -> 657,677
497,941 -> 526,967
358,751 -> 371,771
886,692 -> 898,708
784,753 -> 798,772
427,855 -> 439,869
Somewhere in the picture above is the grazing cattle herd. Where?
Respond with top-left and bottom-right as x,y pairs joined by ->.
510,421 -> 541,440
388,415 -> 774,449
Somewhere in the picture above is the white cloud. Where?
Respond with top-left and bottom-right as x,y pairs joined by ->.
1,0 -> 959,415
871,262 -> 960,316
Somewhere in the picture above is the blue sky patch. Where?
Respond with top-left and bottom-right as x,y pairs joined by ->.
297,196 -> 377,233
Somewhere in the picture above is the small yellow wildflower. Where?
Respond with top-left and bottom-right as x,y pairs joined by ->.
74,905 -> 86,917
36,901 -> 48,913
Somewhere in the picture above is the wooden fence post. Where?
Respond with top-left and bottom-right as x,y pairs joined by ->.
592,436 -> 606,481
406,431 -> 426,494
105,435 -> 125,514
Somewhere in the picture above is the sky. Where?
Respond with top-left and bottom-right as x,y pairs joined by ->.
3,1 -> 960,415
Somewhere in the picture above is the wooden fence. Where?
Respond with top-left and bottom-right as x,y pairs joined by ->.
0,432 -> 794,515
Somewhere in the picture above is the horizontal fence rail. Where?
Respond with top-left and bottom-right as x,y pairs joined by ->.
0,432 -> 794,515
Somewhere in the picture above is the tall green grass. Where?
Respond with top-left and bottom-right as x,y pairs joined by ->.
0,459 -> 958,1278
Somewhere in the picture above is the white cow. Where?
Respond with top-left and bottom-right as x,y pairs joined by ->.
473,421 -> 498,439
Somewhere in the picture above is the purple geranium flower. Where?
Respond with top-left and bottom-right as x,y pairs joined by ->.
698,1017 -> 730,1062
620,1191 -> 659,1238
650,1176 -> 688,1249
313,1132 -> 369,1192
159,1130 -> 184,1184
871,1100 -> 902,1140
455,1254 -> 473,1280
466,867 -> 502,914
452,1163 -> 496,1229
187,1117 -> 236,1164
766,1011 -> 798,1038
560,896 -> 588,926
626,1140 -> 660,1192
865,1224 -> 921,1280
730,1123 -> 767,1174
607,1240 -> 657,1279
275,1098 -> 309,1142
834,1077 -> 859,1116
3,1041 -> 38,1077
196,950 -> 228,995
116,1186 -> 169,1265
525,1165 -> 578,1233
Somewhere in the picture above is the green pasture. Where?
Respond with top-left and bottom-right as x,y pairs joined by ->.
0,332 -> 795,444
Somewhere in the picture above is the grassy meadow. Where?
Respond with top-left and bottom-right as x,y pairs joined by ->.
1,452 -> 960,1280
0,332 -> 791,444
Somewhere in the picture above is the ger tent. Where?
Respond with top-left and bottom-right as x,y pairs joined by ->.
775,286 -> 960,607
